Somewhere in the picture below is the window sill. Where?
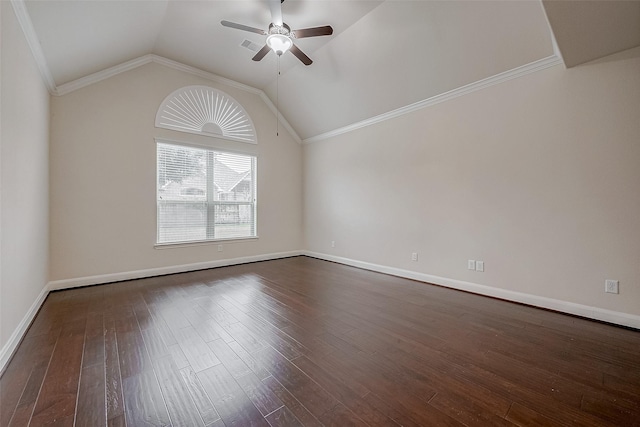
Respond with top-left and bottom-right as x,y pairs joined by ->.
154,236 -> 258,250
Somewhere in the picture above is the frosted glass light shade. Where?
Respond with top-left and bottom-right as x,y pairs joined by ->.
266,34 -> 293,55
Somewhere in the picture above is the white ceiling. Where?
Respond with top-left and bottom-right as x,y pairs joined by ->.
543,0 -> 640,68
266,0 -> 554,139
26,0 -> 383,88
21,0 -> 640,141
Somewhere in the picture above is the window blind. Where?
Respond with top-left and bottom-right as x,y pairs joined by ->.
157,142 -> 256,244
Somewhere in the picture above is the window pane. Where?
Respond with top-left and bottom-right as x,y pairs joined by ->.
157,142 -> 256,244
213,204 -> 254,239
213,152 -> 253,202
157,144 -> 207,202
158,201 -> 207,243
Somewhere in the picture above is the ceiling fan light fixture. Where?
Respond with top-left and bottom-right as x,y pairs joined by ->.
266,33 -> 293,56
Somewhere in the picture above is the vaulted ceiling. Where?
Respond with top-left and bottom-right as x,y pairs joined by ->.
20,0 -> 640,141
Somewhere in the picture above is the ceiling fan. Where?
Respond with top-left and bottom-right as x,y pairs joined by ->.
221,0 -> 333,65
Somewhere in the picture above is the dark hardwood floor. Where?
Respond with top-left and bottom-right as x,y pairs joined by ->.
1,256 -> 639,426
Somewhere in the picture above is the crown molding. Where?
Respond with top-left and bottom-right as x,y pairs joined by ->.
151,55 -> 262,96
9,0 -> 302,143
540,0 -> 566,68
53,54 -> 302,143
303,54 -> 563,144
10,0 -> 56,94
54,54 -> 154,96
11,0 -> 556,147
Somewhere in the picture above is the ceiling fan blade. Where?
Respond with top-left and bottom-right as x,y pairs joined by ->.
290,44 -> 312,66
252,44 -> 271,61
268,0 -> 283,26
221,20 -> 266,35
292,25 -> 333,39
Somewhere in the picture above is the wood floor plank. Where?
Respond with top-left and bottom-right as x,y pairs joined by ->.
253,346 -> 339,419
116,326 -> 152,380
1,334 -> 57,426
505,402 -> 563,426
159,306 -> 192,332
76,363 -> 107,427
291,355 -> 396,426
29,319 -> 86,426
141,327 -> 171,360
106,414 -> 126,427
261,376 -> 323,427
429,391 -> 518,427
208,338 -> 253,379
233,371 -> 284,416
104,316 -> 125,424
122,370 -> 171,427
227,341 -> 272,381
153,356 -> 206,426
197,363 -> 269,426
1,256 -> 638,426
264,405 -> 304,427
193,318 -> 230,343
218,321 -> 267,354
173,326 -> 221,373
149,309 -> 179,347
167,344 -> 190,370
82,312 -> 105,368
178,367 -> 221,426
7,363 -> 49,427
318,403 -> 369,427
580,392 -> 640,426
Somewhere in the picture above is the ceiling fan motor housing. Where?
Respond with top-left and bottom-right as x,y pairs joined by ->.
267,23 -> 293,55
268,22 -> 291,36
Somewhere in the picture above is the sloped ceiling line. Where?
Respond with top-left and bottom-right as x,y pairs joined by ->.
9,0 -> 302,143
10,0 -> 56,93
303,53 -> 562,144
11,0 -> 564,145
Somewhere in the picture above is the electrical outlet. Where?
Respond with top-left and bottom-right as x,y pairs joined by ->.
468,260 -> 475,270
331,241 -> 335,248
411,252 -> 418,261
475,261 -> 484,272
217,245 -> 223,252
605,280 -> 619,294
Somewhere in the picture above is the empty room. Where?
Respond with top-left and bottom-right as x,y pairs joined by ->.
1,0 -> 639,425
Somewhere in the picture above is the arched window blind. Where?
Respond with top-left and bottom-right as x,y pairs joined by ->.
155,86 -> 256,143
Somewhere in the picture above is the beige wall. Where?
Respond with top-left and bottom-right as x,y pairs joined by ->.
304,48 -> 640,318
50,62 -> 302,281
0,1 -> 50,348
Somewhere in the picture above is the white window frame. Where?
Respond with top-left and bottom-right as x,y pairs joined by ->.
155,139 -> 257,247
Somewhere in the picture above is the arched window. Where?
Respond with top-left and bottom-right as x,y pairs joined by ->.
155,86 -> 256,143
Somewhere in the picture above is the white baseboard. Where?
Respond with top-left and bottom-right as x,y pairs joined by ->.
48,250 -> 303,291
3,249 -> 637,375
303,251 -> 640,330
1,250 -> 302,374
0,284 -> 49,375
